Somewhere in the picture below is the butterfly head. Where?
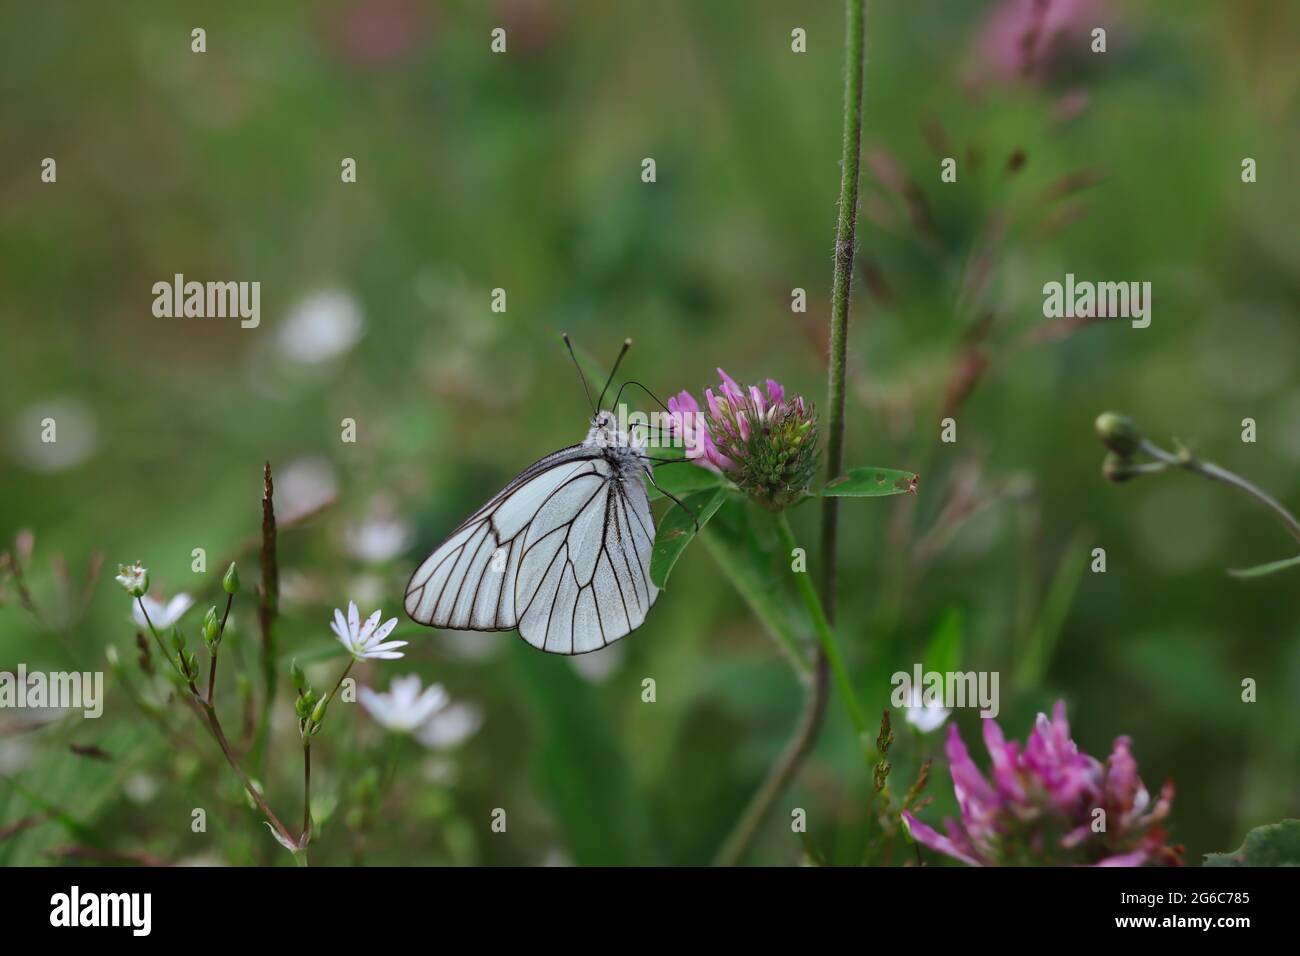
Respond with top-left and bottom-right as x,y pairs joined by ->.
585,409 -> 645,453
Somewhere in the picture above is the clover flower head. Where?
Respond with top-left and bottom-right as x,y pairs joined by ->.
331,600 -> 406,661
902,701 -> 1180,866
670,369 -> 818,511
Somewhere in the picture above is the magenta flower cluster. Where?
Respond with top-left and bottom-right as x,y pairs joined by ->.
903,701 -> 1180,867
668,369 -> 818,510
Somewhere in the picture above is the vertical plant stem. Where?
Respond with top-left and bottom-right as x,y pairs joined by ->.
302,739 -> 312,840
252,462 -> 279,773
191,696 -> 297,850
134,598 -> 173,671
714,0 -> 868,867
206,592 -> 233,705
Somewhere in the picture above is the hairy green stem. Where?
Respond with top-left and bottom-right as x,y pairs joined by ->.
713,0 -> 868,866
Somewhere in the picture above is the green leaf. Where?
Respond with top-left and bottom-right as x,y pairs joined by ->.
701,497 -> 811,676
922,608 -> 964,676
650,488 -> 729,589
1016,535 -> 1088,689
822,467 -> 918,497
1228,553 -> 1300,579
644,463 -> 726,501
511,645 -> 639,865
1204,820 -> 1300,866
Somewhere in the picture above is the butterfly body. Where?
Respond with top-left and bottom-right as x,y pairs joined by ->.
405,410 -> 659,654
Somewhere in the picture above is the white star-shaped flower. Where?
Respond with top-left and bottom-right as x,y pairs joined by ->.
131,592 -> 194,630
359,675 -> 448,733
331,601 -> 406,661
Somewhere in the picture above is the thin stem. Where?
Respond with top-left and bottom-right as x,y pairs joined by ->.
206,592 -> 234,705
205,652 -> 219,706
818,0 -> 868,719
252,462 -> 279,773
713,659 -> 827,867
713,0 -> 868,867
326,658 -> 356,705
135,598 -> 178,677
775,513 -> 867,735
302,739 -> 312,841
700,530 -> 812,680
190,695 -> 297,849
1141,439 -> 1300,544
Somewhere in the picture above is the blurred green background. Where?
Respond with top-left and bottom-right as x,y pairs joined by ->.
1,0 -> 1296,865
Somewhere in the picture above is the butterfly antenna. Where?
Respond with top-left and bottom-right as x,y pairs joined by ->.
596,338 -> 632,411
612,379 -> 673,416
562,333 -> 597,415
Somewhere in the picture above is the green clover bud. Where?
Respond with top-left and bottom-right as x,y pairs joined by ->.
1095,412 -> 1144,457
222,562 -> 240,595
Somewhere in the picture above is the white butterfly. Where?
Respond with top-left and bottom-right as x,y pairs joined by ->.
405,338 -> 689,655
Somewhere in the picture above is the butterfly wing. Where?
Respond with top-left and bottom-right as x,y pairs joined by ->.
404,445 -> 600,632
515,458 -> 659,653
404,447 -> 659,653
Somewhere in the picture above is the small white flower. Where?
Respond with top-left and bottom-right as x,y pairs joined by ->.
359,675 -> 448,733
277,457 -> 338,523
345,516 -> 413,564
568,643 -> 624,683
903,686 -> 951,733
415,701 -> 484,750
277,289 -> 364,364
331,600 -> 406,661
10,397 -> 98,473
131,592 -> 194,631
115,562 -> 148,597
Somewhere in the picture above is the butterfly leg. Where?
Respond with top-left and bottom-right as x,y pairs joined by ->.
645,466 -> 699,531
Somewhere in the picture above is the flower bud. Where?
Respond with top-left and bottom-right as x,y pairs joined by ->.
202,606 -> 221,648
1094,412 -> 1143,457
1102,452 -> 1144,483
294,689 -> 319,721
170,625 -> 187,652
310,695 -> 329,727
222,562 -> 240,595
289,659 -> 306,693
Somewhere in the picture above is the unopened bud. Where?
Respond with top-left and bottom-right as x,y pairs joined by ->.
1095,412 -> 1144,457
1102,452 -> 1144,483
222,562 -> 240,595
202,606 -> 220,648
